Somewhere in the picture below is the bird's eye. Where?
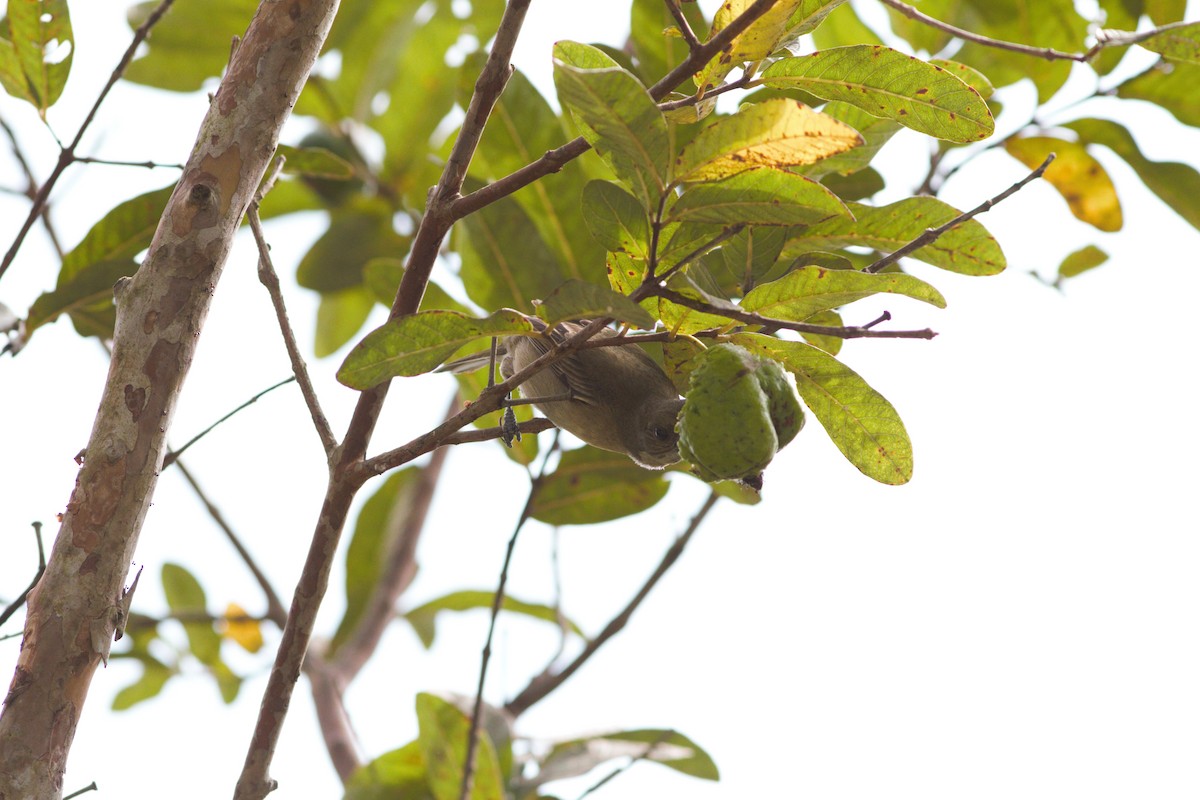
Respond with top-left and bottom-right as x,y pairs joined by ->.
652,425 -> 671,441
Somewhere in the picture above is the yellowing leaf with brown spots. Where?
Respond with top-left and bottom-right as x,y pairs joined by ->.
673,99 -> 863,184
1005,137 -> 1123,232
696,0 -> 808,93
762,45 -> 994,143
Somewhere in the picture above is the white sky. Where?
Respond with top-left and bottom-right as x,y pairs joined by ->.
2,2 -> 1200,799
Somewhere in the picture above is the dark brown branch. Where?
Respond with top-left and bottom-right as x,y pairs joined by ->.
865,153 -> 1055,274
438,416 -> 557,446
665,0 -> 700,49
879,0 -> 1087,61
249,185 -> 337,457
173,461 -> 288,628
0,0 -> 178,283
162,378 -> 296,469
650,286 -> 937,339
240,4 -> 534,797
328,394 -> 456,681
451,0 -> 780,220
0,522 -> 46,629
505,490 -> 720,718
460,441 -> 559,800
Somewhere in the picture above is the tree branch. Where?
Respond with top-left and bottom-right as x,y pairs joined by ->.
451,0 -> 780,220
0,522 -> 45,629
865,153 -> 1055,274
248,166 -> 338,457
878,0 -> 1088,61
237,4 -> 535,797
505,490 -> 720,718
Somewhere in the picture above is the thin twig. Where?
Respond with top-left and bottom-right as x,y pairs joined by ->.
0,522 -> 46,628
0,117 -> 65,257
651,286 -> 937,339
505,490 -> 720,718
162,378 -> 296,468
879,0 -> 1086,61
0,0 -> 178,283
865,153 -> 1055,274
653,223 -> 746,284
174,461 -> 288,627
665,0 -> 700,49
438,417 -> 557,446
63,782 -> 99,799
459,441 -> 558,800
574,730 -> 677,800
73,156 -> 185,170
249,161 -> 338,457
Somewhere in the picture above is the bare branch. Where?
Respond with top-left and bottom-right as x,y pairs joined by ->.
0,522 -> 46,629
173,460 -> 288,627
248,201 -> 338,457
0,0 -> 178,283
665,0 -> 700,49
459,442 -> 559,800
72,156 -> 185,170
505,490 -> 720,718
878,0 -> 1087,61
162,378 -> 296,469
865,153 -> 1055,274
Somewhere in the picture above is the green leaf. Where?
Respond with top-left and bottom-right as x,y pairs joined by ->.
297,200 -> 410,293
536,280 -> 655,330
1004,136 -> 1123,232
276,143 -> 356,179
8,0 -> 72,114
330,468 -> 424,656
927,59 -> 995,98
538,729 -> 719,787
1137,21 -> 1200,64
1144,0 -> 1186,25
315,286 -> 376,358
337,309 -> 535,389
1057,245 -> 1109,280
733,334 -> 912,484
465,58 -> 605,284
788,197 -> 1006,275
820,166 -> 885,201
1116,59 -> 1200,127
761,46 -> 994,143
111,658 -> 174,711
669,166 -> 852,226
553,42 -> 668,209
456,192 -> 572,313
1065,117 -> 1200,231
884,0 -> 956,53
704,225 -> 787,295
530,446 -> 671,525
344,741 -> 434,800
630,0 -> 707,87
123,0 -> 258,91
812,1 -> 885,49
675,99 -> 863,184
404,590 -> 584,650
582,180 -> 651,259
742,265 -> 946,321
58,184 -> 175,285
798,308 -> 845,355
416,693 -> 503,800
211,660 -> 242,704
26,260 -> 137,336
161,563 -> 222,666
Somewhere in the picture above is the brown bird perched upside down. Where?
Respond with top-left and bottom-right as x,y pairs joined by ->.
442,319 -> 684,469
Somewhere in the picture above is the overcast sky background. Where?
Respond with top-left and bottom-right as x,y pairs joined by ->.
3,1 -> 1200,798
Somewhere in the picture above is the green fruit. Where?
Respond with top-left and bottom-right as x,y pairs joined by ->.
755,357 -> 804,448
677,344 -> 778,481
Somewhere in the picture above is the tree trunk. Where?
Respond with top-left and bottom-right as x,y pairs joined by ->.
0,1 -> 339,796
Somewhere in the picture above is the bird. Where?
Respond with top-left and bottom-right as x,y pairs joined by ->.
442,319 -> 684,469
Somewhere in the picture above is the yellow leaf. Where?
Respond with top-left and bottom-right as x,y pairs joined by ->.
219,603 -> 264,653
696,0 -> 806,92
674,99 -> 863,183
1005,137 -> 1123,232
